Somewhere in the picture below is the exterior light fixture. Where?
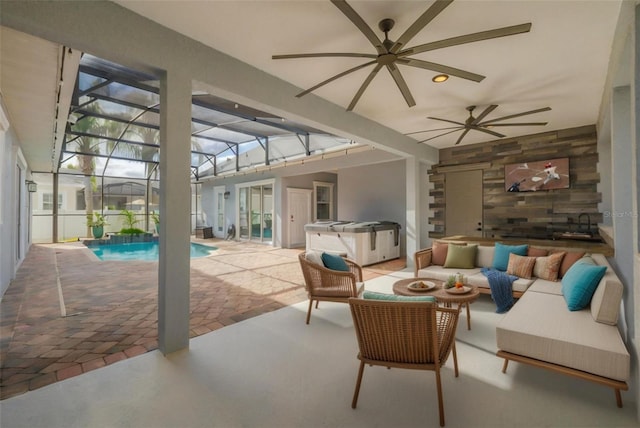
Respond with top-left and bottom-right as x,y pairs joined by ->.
25,180 -> 37,192
223,191 -> 230,199
432,74 -> 449,83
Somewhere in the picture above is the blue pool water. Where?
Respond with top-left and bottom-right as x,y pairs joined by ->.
90,242 -> 216,261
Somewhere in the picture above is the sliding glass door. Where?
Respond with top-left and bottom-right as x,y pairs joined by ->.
237,180 -> 273,243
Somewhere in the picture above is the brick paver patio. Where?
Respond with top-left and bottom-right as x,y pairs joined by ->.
0,239 -> 405,400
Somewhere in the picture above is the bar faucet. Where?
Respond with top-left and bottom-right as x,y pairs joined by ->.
578,213 -> 591,236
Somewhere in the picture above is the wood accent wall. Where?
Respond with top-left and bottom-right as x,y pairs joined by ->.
429,125 -> 601,240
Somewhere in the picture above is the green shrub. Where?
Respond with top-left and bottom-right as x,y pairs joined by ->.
120,228 -> 146,235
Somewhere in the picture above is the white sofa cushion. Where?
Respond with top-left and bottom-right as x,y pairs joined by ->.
475,245 -> 495,268
496,291 -> 630,381
589,254 -> 623,325
417,266 -> 481,282
527,278 -> 563,295
466,272 -> 534,293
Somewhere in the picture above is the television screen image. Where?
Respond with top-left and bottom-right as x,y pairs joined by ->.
504,158 -> 570,192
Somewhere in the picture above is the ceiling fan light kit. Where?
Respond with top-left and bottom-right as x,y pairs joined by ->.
272,0 -> 532,111
432,74 -> 449,83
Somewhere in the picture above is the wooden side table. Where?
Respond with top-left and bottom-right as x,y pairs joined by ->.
393,277 -> 480,330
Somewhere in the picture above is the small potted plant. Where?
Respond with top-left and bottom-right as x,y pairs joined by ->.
151,212 -> 160,234
87,212 -> 108,239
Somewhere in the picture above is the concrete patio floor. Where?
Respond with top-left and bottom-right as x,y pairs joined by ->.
0,238 -> 405,400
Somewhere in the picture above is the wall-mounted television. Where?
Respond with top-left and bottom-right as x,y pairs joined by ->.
504,157 -> 570,192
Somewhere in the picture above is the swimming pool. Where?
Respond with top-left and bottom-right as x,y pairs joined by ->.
89,241 -> 216,261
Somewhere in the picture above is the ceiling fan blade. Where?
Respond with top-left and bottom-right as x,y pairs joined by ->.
347,63 -> 384,111
390,0 -> 453,53
471,126 -> 506,138
296,60 -> 377,98
427,116 -> 466,126
273,53 -> 377,60
386,63 -> 415,107
417,128 -> 463,144
481,107 -> 552,125
454,128 -> 471,145
483,122 -> 548,127
331,0 -> 385,55
405,125 -> 464,135
399,23 -> 532,57
398,58 -> 485,82
472,104 -> 498,124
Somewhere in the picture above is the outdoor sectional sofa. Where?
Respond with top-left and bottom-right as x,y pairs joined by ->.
413,240 -> 630,407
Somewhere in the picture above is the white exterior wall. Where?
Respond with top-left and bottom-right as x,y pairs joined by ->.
0,98 -> 31,298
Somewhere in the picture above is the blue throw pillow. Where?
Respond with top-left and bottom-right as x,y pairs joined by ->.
362,291 -> 436,302
492,242 -> 528,271
561,260 -> 607,311
321,252 -> 349,272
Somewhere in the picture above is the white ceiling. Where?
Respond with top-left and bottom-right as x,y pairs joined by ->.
0,0 -> 623,176
115,0 -> 622,148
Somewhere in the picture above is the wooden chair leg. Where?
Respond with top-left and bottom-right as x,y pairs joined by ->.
435,368 -> 445,427
306,299 -> 313,324
466,302 -> 471,330
452,341 -> 459,378
315,301 -> 319,308
352,361 -> 365,409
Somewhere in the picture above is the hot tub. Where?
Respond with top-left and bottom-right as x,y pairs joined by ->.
305,221 -> 401,266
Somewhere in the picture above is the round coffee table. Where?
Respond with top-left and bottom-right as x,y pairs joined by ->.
392,277 -> 480,330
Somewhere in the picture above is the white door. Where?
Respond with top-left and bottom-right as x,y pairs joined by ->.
445,170 -> 484,237
213,186 -> 225,238
287,188 -> 312,248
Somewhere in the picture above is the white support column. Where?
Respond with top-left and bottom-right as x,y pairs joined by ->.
158,70 -> 192,354
405,157 -> 420,269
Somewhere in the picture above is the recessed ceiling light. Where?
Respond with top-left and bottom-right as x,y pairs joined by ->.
432,74 -> 449,83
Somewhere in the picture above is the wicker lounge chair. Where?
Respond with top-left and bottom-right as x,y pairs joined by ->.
348,298 -> 460,427
298,252 -> 364,324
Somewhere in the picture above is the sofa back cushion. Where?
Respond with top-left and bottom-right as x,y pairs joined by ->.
475,245 -> 495,268
589,254 -> 623,325
528,247 -> 549,257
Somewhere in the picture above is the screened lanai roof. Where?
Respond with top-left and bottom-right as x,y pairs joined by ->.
60,54 -> 356,180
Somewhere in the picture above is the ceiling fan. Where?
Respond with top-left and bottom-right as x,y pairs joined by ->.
407,104 -> 552,145
272,0 -> 532,111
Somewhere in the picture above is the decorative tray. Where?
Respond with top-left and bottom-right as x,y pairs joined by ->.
444,286 -> 471,295
407,280 -> 436,292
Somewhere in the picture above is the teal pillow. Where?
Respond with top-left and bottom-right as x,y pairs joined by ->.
443,244 -> 477,269
492,242 -> 528,271
561,260 -> 607,311
321,252 -> 349,272
363,291 -> 436,302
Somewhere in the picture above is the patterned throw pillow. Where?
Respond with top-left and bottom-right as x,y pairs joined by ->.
533,252 -> 566,281
506,253 -> 537,279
